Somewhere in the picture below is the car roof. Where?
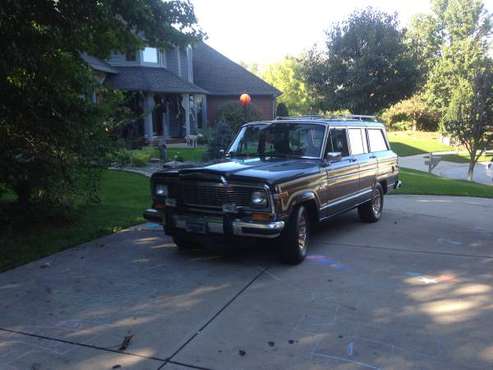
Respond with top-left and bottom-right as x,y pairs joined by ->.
241,118 -> 385,129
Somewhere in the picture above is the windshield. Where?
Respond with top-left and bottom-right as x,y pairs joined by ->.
228,123 -> 326,159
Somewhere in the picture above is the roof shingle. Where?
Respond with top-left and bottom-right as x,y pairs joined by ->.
193,42 -> 281,97
106,67 -> 208,94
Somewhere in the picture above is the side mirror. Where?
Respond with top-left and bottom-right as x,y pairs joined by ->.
325,152 -> 342,163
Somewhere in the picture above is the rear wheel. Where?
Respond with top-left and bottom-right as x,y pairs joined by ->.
279,205 -> 310,265
358,183 -> 384,222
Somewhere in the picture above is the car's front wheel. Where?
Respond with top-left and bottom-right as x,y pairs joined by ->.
279,205 -> 310,265
172,235 -> 199,250
358,183 -> 384,222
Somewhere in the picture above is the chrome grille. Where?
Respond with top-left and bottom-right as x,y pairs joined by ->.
181,183 -> 255,208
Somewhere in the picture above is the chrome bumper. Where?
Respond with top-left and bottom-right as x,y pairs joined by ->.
143,208 -> 162,223
173,214 -> 285,239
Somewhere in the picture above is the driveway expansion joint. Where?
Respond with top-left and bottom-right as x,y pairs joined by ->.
161,265 -> 270,369
0,327 -> 167,363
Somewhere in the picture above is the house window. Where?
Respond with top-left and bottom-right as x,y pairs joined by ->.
143,47 -> 158,63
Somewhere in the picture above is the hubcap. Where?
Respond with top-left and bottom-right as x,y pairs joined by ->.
298,211 -> 307,254
372,188 -> 382,215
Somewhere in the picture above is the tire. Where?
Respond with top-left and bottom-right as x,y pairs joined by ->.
279,205 -> 310,265
358,183 -> 384,223
172,235 -> 199,250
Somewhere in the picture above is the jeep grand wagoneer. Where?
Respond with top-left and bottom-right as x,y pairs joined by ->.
144,116 -> 400,264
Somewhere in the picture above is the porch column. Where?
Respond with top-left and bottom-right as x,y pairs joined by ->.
143,93 -> 155,139
181,94 -> 191,136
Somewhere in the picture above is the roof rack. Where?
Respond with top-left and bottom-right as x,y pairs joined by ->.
275,115 -> 323,120
275,114 -> 378,122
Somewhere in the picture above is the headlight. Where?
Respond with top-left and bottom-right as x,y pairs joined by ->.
251,191 -> 267,207
155,184 -> 168,197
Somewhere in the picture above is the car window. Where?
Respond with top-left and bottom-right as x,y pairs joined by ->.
327,128 -> 349,157
348,128 -> 366,155
368,129 -> 388,152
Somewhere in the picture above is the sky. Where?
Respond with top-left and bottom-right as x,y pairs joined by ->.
191,0 -> 493,67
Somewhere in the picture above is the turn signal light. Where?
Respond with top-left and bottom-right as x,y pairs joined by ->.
251,212 -> 272,222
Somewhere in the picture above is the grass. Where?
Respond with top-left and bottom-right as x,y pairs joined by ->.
125,146 -> 206,166
167,147 -> 206,162
394,168 -> 493,198
440,152 -> 493,163
388,131 -> 452,157
0,170 -> 150,272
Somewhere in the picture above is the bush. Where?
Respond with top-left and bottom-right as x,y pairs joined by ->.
206,121 -> 234,160
381,95 -> 439,131
276,103 -> 289,117
216,102 -> 261,132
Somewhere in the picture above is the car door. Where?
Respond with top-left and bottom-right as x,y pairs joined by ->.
368,127 -> 398,187
321,127 -> 360,218
349,127 -> 377,197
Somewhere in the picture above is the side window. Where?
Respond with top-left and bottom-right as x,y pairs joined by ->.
348,128 -> 366,155
368,129 -> 389,152
328,128 -> 349,157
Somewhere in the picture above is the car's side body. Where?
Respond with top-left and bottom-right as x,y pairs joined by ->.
144,117 -> 400,263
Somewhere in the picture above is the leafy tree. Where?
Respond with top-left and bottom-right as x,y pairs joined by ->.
423,0 -> 492,123
0,0 -> 202,208
262,57 -> 312,115
301,7 -> 419,115
444,66 -> 493,180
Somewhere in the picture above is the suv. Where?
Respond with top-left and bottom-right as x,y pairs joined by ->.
144,116 -> 400,264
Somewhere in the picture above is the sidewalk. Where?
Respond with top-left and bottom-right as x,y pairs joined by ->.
400,154 -> 493,185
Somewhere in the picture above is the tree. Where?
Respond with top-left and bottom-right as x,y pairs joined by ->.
301,7 -> 419,115
262,57 -> 313,115
0,0 -> 202,208
444,66 -> 493,180
421,0 -> 491,121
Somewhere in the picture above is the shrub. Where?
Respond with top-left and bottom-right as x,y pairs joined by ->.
216,102 -> 261,132
206,121 -> 234,160
276,103 -> 289,117
381,95 -> 439,131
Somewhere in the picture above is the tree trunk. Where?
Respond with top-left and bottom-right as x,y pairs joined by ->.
467,160 -> 475,181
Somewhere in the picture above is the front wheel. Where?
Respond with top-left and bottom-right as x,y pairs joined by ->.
172,235 -> 200,250
358,183 -> 384,222
279,205 -> 310,265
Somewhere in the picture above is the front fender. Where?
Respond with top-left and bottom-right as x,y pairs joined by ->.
285,191 -> 320,220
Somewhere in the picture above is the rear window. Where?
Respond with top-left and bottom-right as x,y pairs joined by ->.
367,129 -> 388,152
348,128 -> 366,155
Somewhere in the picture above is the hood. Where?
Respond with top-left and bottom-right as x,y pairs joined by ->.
156,157 -> 321,185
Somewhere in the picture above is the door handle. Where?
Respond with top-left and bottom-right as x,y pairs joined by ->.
369,155 -> 377,159
350,157 -> 357,162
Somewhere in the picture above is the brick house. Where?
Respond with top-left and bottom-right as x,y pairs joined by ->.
83,42 -> 280,143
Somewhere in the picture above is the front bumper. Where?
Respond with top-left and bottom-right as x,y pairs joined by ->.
143,208 -> 285,239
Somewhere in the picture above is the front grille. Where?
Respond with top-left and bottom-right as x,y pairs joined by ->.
180,183 -> 256,208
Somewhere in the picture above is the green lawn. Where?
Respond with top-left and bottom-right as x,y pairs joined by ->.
168,147 -> 206,161
440,152 -> 493,163
394,168 -> 493,198
388,131 -> 452,156
0,170 -> 150,272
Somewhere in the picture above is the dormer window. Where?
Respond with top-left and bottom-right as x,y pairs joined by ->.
143,47 -> 158,64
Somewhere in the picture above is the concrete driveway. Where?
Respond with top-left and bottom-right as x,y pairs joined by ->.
0,195 -> 492,370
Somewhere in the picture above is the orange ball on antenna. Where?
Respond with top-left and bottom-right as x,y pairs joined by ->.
240,93 -> 251,107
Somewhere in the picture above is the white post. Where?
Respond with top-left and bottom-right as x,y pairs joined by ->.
181,94 -> 191,136
143,93 -> 155,140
